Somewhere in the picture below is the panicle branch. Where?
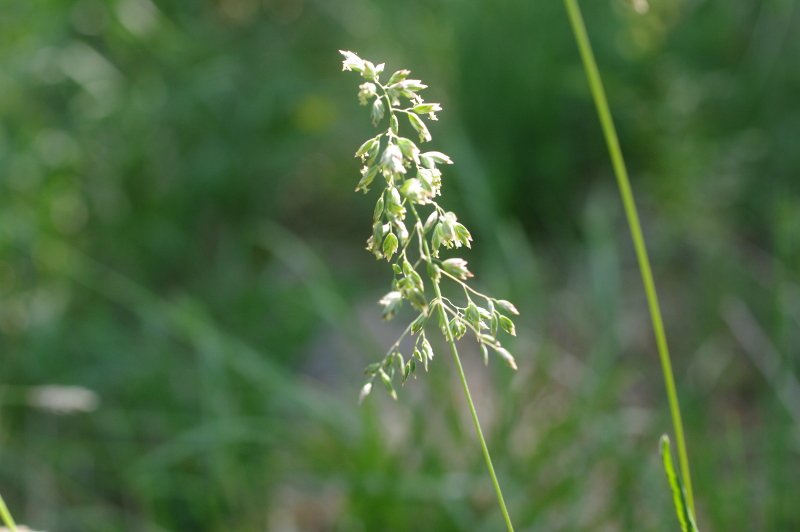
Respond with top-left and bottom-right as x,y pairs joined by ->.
340,50 -> 520,402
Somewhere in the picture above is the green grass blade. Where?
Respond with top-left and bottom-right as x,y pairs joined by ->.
0,491 -> 18,532
660,435 -> 699,532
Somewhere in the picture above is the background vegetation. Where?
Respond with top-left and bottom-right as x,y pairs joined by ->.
2,0 -> 799,530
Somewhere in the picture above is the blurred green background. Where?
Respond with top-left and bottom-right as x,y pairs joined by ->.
2,0 -> 799,530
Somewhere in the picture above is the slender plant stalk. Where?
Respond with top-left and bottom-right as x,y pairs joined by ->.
408,203 -> 517,530
0,491 -> 18,532
412,206 -> 515,531
562,0 -> 696,514
429,253 -> 514,532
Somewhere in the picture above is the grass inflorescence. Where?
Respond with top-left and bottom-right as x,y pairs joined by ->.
340,50 -> 518,531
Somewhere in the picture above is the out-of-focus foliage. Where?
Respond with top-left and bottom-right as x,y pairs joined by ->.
1,0 -> 798,530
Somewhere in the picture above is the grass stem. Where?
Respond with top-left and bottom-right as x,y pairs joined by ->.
431,280 -> 515,531
562,0 -> 696,514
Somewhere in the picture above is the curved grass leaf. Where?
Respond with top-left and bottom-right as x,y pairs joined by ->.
660,435 -> 699,532
0,490 -> 18,532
